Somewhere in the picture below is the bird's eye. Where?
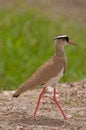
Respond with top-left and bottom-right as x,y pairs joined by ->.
62,38 -> 66,41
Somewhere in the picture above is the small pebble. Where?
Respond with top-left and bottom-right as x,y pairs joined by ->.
67,114 -> 72,119
17,126 -> 23,130
56,94 -> 59,98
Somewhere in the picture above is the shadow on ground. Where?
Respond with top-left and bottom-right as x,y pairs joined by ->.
20,115 -> 65,127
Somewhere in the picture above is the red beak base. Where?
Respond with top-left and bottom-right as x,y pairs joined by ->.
68,40 -> 76,46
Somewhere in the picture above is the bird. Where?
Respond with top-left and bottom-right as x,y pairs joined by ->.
13,35 -> 76,120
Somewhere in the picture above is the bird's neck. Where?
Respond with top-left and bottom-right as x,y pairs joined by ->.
54,45 -> 67,73
55,45 -> 65,57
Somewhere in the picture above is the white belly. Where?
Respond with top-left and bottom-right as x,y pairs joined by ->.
46,67 -> 64,87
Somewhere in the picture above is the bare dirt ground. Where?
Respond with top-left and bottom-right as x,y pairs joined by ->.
0,79 -> 86,130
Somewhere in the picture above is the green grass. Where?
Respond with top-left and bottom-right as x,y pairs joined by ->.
0,9 -> 86,90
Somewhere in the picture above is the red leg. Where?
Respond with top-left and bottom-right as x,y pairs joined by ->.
53,88 -> 67,120
33,86 -> 46,119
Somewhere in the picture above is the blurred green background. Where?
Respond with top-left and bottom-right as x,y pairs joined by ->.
0,0 -> 86,90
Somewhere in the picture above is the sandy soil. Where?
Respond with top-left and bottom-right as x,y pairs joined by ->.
0,79 -> 86,130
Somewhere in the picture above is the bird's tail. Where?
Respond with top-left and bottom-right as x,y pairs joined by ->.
13,78 -> 38,97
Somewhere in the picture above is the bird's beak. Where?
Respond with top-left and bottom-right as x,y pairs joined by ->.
68,40 -> 76,46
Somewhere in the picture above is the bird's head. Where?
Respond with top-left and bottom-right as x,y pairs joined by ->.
55,35 -> 76,46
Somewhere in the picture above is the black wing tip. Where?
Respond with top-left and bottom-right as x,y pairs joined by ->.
13,93 -> 20,97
